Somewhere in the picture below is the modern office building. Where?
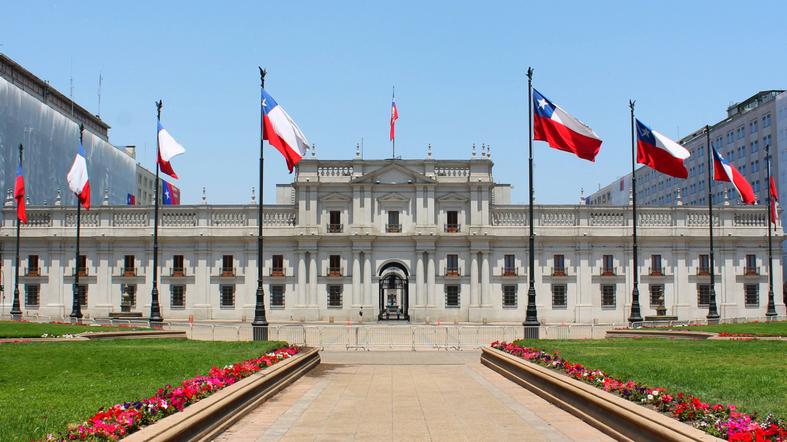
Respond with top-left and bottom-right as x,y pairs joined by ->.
2,155 -> 783,324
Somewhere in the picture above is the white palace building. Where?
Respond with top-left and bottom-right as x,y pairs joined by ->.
1,155 -> 785,324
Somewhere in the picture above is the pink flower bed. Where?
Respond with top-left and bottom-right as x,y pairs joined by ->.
46,346 -> 300,441
491,341 -> 786,442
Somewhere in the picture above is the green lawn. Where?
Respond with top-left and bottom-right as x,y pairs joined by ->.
516,338 -> 787,420
0,339 -> 286,441
0,320 -> 149,338
654,320 -> 787,336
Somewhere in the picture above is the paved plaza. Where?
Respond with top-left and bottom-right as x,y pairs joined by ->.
216,351 -> 612,441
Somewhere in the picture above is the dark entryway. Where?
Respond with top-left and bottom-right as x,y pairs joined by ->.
378,261 -> 409,321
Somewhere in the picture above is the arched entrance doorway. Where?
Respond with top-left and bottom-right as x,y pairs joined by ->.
378,261 -> 410,321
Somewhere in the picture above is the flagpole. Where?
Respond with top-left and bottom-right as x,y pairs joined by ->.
765,143 -> 777,318
523,67 -> 539,338
252,67 -> 269,341
149,100 -> 163,325
628,101 -> 643,324
391,86 -> 396,159
69,124 -> 85,322
705,125 -> 720,323
10,144 -> 23,321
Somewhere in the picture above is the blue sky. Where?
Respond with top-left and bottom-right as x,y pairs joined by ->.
3,1 -> 786,204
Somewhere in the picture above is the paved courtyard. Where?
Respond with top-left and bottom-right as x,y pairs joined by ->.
216,351 -> 612,441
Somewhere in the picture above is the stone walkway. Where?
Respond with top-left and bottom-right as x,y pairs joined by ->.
216,352 -> 612,442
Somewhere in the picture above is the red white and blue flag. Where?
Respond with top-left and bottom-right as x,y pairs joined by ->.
14,161 -> 27,224
262,90 -> 309,173
635,119 -> 690,178
770,176 -> 779,225
127,193 -> 136,205
390,93 -> 398,141
67,140 -> 91,209
162,180 -> 181,205
157,122 -> 186,179
712,147 -> 756,204
533,89 -> 602,162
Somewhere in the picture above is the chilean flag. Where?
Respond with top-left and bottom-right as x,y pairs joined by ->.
162,180 -> 180,205
635,119 -> 690,178
390,94 -> 398,141
14,161 -> 27,224
712,147 -> 756,204
67,141 -> 91,209
770,176 -> 779,225
533,89 -> 602,162
157,122 -> 186,179
262,89 -> 309,173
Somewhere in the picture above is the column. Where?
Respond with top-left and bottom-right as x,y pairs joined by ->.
427,252 -> 436,306
481,251 -> 490,306
309,252 -> 318,306
363,251 -> 372,306
470,251 -> 479,306
297,251 -> 306,306
352,250 -> 361,306
416,251 -> 424,306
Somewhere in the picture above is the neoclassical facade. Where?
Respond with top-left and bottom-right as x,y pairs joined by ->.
1,157 -> 784,323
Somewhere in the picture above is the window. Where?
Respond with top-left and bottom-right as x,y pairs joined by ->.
762,113 -> 771,128
78,284 -> 88,306
328,211 -> 342,233
27,255 -> 40,276
446,254 -> 459,275
271,255 -> 284,276
328,255 -> 342,276
649,284 -> 665,307
77,255 -> 88,276
220,285 -> 235,308
699,254 -> 710,275
745,254 -> 757,274
387,210 -> 401,232
601,285 -> 616,308
553,254 -> 565,275
25,284 -> 40,307
650,255 -> 662,275
602,255 -> 614,275
502,285 -> 517,308
327,285 -> 343,308
173,255 -> 184,276
270,285 -> 285,308
552,284 -> 567,308
445,285 -> 460,308
697,284 -> 711,307
171,285 -> 186,308
745,284 -> 759,307
750,119 -> 758,134
503,254 -> 516,276
446,211 -> 459,232
124,255 -> 135,275
222,255 -> 234,275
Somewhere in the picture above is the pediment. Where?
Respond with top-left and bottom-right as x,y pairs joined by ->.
377,192 -> 410,203
437,192 -> 469,202
319,192 -> 351,202
352,162 -> 435,185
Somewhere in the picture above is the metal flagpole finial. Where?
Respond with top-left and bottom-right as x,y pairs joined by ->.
526,67 -> 533,80
629,99 -> 635,111
156,100 -> 163,119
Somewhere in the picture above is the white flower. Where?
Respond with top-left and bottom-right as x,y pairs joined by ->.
647,394 -> 654,400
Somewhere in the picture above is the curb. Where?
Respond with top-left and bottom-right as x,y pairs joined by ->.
480,346 -> 721,442
81,330 -> 187,340
606,329 -> 716,340
125,347 -> 320,442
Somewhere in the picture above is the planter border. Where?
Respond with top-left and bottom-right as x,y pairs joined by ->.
606,329 -> 716,340
125,347 -> 320,442
480,346 -> 720,442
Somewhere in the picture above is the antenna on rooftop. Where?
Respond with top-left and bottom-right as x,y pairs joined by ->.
69,58 -> 74,117
97,73 -> 103,118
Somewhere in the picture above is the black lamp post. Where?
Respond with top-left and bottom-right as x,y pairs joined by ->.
149,100 -> 163,325
10,144 -> 23,321
765,143 -> 777,318
69,124 -> 85,322
523,67 -> 539,338
252,67 -> 269,341
628,101 -> 643,324
705,125 -> 720,323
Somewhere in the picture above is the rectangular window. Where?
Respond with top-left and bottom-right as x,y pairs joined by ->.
124,255 -> 135,275
553,254 -> 565,275
503,254 -> 516,276
25,284 -> 40,307
327,285 -> 343,308
602,255 -> 614,275
387,210 -> 401,232
172,255 -> 184,276
697,284 -> 711,307
445,285 -> 460,308
601,284 -> 616,308
649,284 -> 665,307
328,211 -> 342,233
77,255 -> 88,276
745,254 -> 757,275
552,284 -> 567,309
446,211 -> 459,232
651,254 -> 662,275
171,285 -> 186,308
78,284 -> 88,306
502,285 -> 517,308
220,285 -> 235,308
699,254 -> 710,275
745,284 -> 759,307
446,254 -> 459,275
222,255 -> 234,275
271,255 -> 284,276
329,255 -> 342,276
28,255 -> 40,276
270,285 -> 285,308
